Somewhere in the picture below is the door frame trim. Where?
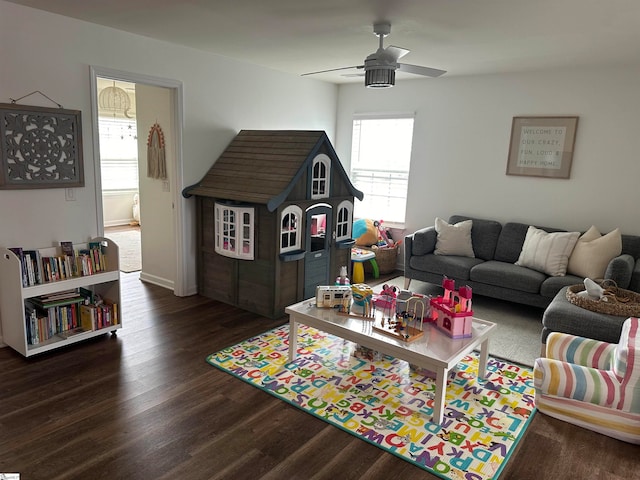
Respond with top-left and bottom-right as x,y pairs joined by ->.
89,66 -> 188,296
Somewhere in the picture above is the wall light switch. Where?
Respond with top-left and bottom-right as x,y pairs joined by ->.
162,180 -> 170,192
65,188 -> 76,201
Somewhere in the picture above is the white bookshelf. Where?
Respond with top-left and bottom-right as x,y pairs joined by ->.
0,237 -> 121,357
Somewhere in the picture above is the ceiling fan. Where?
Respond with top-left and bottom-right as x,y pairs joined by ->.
302,22 -> 446,88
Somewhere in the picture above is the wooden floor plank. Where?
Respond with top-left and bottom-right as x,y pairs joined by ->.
0,271 -> 637,479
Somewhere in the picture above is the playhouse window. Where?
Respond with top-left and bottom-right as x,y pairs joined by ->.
311,154 -> 331,199
336,200 -> 353,241
280,205 -> 302,253
214,203 -> 254,260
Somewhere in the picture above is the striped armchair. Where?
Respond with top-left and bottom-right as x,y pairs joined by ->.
534,317 -> 640,444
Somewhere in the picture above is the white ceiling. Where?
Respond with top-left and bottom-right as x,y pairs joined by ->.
7,0 -> 640,84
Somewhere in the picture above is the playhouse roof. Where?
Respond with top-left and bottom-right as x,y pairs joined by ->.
182,130 -> 363,211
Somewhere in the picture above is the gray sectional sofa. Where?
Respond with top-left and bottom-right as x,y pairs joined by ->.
404,215 -> 640,343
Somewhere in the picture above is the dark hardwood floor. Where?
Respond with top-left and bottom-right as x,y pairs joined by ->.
0,272 -> 637,480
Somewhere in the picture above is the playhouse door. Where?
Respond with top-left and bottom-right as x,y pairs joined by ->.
303,204 -> 333,299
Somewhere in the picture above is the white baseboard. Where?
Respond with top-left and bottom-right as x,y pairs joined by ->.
139,271 -> 174,291
104,219 -> 136,227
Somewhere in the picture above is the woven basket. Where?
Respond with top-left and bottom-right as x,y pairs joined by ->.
363,245 -> 399,275
566,281 -> 640,317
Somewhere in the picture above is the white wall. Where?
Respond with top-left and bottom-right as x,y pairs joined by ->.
0,1 -> 337,342
335,67 -> 640,241
0,1 -> 336,272
103,192 -> 137,226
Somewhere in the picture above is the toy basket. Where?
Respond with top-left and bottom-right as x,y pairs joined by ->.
363,245 -> 399,275
566,281 -> 640,317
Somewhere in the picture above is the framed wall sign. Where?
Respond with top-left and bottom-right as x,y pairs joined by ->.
0,103 -> 84,189
506,116 -> 578,179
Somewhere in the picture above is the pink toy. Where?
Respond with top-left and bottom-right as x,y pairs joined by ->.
372,284 -> 397,317
458,285 -> 473,311
442,277 -> 455,302
335,266 -> 350,285
431,279 -> 473,338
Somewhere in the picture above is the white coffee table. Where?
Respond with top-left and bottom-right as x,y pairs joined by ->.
285,299 -> 496,424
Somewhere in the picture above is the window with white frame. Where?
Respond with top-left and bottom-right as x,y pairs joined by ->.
311,154 -> 331,199
214,203 -> 254,260
350,115 -> 415,225
280,205 -> 302,253
99,116 -> 139,191
336,200 -> 353,241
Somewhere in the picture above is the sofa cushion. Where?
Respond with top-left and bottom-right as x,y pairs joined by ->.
449,215 -> 502,261
494,222 -> 566,264
470,260 -> 546,293
434,217 -> 475,257
409,254 -> 483,281
540,274 -> 584,298
567,226 -> 622,279
412,226 -> 437,256
631,259 -> 640,292
542,287 -> 628,344
515,226 -> 580,276
621,234 -> 640,260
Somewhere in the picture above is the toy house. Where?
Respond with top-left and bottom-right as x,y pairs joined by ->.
430,278 -> 474,338
183,130 -> 363,318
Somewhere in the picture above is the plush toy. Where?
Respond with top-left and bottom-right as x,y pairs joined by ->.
578,277 -> 605,300
353,218 -> 378,246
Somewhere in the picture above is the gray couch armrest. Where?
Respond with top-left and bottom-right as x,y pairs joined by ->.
604,254 -> 634,289
629,258 -> 640,293
410,226 -> 437,256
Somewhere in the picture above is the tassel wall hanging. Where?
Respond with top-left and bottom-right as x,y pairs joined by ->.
147,122 -> 166,179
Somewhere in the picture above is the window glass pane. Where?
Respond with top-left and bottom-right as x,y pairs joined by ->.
280,208 -> 302,253
350,117 -> 414,224
99,117 -> 139,190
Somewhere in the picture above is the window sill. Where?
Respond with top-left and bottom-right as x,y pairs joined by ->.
335,239 -> 355,249
279,250 -> 306,262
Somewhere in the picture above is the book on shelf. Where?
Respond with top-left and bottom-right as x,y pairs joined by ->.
79,299 -> 119,330
24,250 -> 43,285
8,247 -> 28,287
8,239 -> 111,288
25,299 -> 77,344
79,304 -> 97,331
88,241 -> 107,272
79,286 -> 95,305
58,327 -> 90,339
29,291 -> 85,309
24,302 -> 40,345
60,241 -> 78,277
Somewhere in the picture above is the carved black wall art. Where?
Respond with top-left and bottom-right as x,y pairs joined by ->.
0,103 -> 84,189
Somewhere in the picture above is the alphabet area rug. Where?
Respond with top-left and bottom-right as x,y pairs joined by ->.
206,324 -> 536,480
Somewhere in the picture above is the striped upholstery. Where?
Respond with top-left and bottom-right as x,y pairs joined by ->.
534,317 -> 640,444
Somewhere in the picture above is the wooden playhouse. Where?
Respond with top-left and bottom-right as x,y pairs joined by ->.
183,130 -> 363,318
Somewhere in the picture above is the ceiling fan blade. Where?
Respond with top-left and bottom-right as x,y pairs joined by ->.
385,45 -> 410,61
397,63 -> 446,77
301,65 -> 364,76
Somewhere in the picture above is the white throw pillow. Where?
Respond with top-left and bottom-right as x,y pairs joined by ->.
567,225 -> 622,279
434,217 -> 475,257
515,226 -> 580,276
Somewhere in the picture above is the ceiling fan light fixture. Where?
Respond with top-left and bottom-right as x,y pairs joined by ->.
365,67 -> 395,88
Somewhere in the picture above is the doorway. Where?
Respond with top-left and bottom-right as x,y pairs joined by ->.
303,204 -> 332,299
90,67 -> 188,296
